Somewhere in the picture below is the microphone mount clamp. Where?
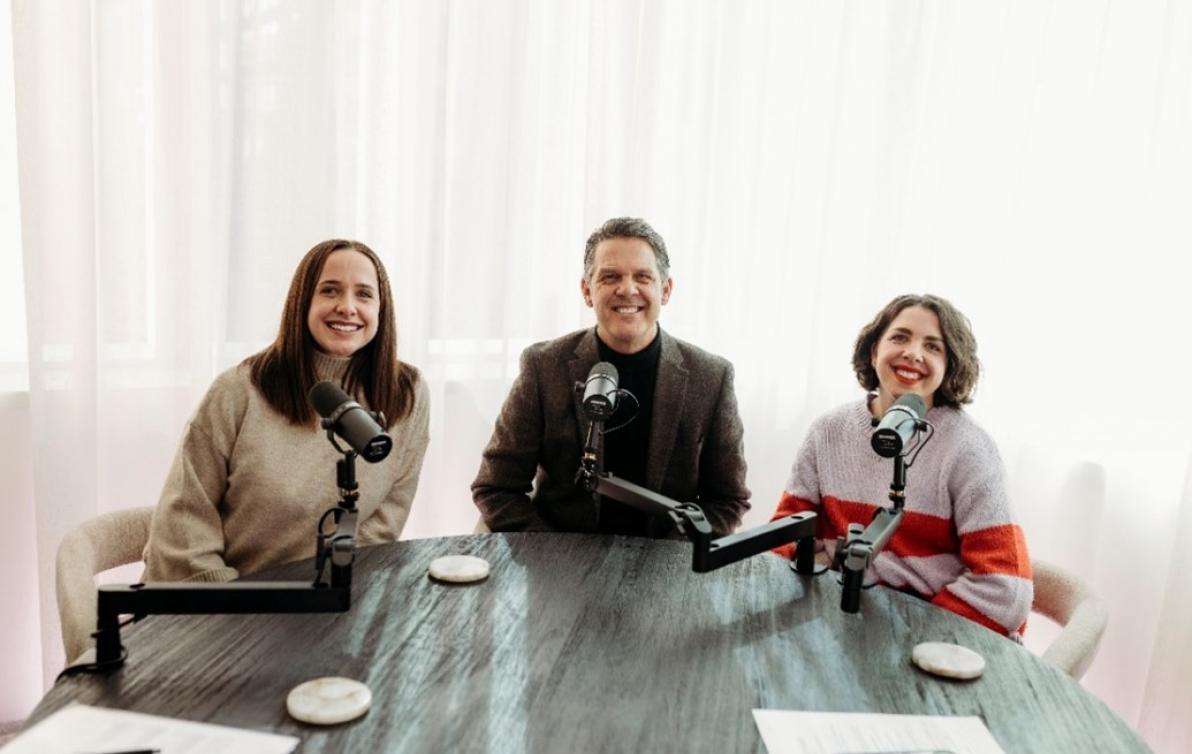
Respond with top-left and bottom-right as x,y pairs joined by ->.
835,454 -> 907,613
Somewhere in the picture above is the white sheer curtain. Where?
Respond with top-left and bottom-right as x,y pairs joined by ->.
2,1 -> 1190,750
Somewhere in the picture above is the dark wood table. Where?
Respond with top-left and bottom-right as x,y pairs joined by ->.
28,533 -> 1149,753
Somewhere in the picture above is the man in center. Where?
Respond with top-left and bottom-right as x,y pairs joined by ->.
472,217 -> 750,537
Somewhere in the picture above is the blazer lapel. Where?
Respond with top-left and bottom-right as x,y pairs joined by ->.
647,330 -> 687,491
568,329 -> 600,450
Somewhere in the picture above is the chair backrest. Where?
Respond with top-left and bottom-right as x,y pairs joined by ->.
55,507 -> 155,664
1031,558 -> 1108,680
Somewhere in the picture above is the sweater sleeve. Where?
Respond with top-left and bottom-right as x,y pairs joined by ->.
471,347 -> 555,531
357,376 -> 431,544
930,433 -> 1033,637
142,377 -> 244,583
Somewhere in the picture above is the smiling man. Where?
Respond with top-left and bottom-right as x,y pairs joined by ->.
472,217 -> 750,537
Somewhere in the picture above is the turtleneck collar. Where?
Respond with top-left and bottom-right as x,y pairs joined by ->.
595,326 -> 663,371
313,350 -> 353,383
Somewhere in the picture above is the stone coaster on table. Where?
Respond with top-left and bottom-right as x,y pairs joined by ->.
428,554 -> 491,584
286,677 -> 371,725
911,641 -> 986,680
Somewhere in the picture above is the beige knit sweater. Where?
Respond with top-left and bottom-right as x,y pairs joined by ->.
142,352 -> 430,582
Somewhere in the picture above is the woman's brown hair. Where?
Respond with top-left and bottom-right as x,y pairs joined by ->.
246,239 -> 418,426
851,293 -> 980,409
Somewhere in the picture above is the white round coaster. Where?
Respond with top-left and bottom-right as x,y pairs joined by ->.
911,641 -> 986,680
428,554 -> 491,583
286,677 -> 372,725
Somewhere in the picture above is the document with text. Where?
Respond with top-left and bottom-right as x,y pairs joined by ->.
5,703 -> 300,754
753,709 -> 1007,754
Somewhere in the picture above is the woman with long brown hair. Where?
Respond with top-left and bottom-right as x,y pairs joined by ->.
143,239 -> 429,581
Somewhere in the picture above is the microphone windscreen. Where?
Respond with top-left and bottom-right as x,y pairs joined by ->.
309,381 -> 351,418
591,361 -> 618,382
893,392 -> 927,417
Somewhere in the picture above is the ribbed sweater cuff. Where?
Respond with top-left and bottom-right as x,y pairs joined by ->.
183,566 -> 240,583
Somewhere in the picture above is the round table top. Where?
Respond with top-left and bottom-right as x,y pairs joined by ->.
30,533 -> 1148,753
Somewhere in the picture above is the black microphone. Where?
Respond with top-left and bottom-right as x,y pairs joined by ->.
581,362 -> 619,420
309,382 -> 393,463
870,393 -> 927,458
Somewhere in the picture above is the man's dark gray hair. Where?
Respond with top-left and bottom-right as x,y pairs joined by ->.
582,217 -> 670,281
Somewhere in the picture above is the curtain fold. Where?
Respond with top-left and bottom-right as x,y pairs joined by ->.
3,2 -> 1190,750
1137,462 -> 1192,749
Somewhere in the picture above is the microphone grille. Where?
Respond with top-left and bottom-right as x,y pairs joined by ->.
895,393 -> 927,417
593,361 -> 618,381
309,381 -> 350,418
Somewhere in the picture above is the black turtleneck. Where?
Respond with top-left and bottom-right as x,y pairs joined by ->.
595,326 -> 662,536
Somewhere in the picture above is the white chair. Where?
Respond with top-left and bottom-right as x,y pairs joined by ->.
55,507 -> 154,664
1031,558 -> 1108,680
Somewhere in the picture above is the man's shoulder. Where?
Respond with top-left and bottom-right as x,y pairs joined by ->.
664,331 -> 732,374
519,328 -> 736,377
522,328 -> 591,361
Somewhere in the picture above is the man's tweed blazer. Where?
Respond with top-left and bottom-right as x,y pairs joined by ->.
472,327 -> 750,537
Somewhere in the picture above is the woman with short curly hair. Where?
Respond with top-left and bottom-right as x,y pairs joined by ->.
771,294 -> 1033,638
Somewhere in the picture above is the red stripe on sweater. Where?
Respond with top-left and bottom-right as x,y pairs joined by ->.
813,496 -> 960,558
769,492 -> 817,559
887,510 -> 958,559
931,587 -> 1011,636
772,492 -> 1030,635
772,491 -> 817,518
770,493 -> 961,557
770,495 -> 1028,574
959,524 -> 1032,579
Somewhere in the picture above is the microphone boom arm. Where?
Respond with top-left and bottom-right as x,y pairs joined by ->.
576,459 -> 817,574
83,443 -> 365,674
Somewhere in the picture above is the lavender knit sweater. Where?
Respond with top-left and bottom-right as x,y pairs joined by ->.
773,400 -> 1032,637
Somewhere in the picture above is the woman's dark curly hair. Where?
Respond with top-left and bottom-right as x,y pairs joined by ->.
851,294 -> 980,409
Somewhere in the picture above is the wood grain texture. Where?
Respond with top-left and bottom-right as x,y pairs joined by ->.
29,533 -> 1149,753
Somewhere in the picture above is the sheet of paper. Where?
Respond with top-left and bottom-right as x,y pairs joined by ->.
753,709 -> 1007,754
4,703 -> 300,754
